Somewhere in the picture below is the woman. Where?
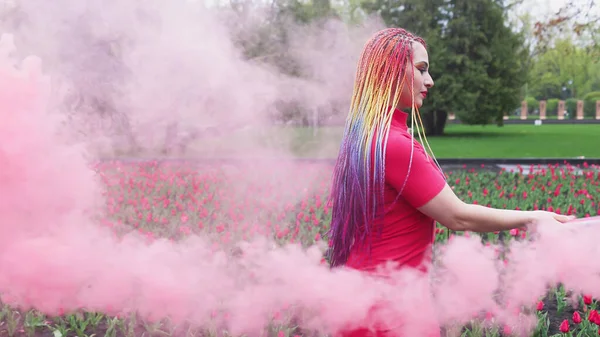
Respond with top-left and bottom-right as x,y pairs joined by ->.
326,27 -> 574,336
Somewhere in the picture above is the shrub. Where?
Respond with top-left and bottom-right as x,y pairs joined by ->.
546,98 -> 559,116
565,98 -> 578,119
583,91 -> 600,101
525,96 -> 539,114
584,99 -> 598,118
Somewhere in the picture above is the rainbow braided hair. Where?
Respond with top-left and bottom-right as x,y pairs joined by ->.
327,28 -> 440,268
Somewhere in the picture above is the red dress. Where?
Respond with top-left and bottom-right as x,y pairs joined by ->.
338,109 -> 447,337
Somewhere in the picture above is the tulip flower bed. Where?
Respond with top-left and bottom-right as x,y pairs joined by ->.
0,160 -> 599,337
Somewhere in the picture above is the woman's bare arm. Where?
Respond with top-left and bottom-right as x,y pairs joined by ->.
417,184 -> 574,232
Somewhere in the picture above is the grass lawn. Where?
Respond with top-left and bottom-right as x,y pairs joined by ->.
426,124 -> 600,158
178,123 -> 600,159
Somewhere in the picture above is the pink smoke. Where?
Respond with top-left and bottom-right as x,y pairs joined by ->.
3,0 -> 383,158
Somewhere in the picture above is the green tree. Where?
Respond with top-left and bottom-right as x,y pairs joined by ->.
361,0 -> 528,133
528,38 -> 600,100
441,0 -> 528,126
360,0 -> 458,135
333,0 -> 368,24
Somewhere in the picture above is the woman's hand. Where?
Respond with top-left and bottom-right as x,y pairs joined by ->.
526,210 -> 576,234
528,210 -> 575,225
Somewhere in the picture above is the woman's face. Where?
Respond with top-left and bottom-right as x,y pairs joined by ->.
397,41 -> 434,110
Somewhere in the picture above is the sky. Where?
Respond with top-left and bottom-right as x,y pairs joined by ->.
512,0 -> 599,21
518,0 -> 576,15
202,0 -> 599,28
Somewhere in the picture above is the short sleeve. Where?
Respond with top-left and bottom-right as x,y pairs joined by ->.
384,131 -> 447,208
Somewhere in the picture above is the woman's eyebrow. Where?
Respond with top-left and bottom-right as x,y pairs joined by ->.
415,61 -> 429,69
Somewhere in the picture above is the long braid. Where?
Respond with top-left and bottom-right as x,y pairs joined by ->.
327,28 -> 432,268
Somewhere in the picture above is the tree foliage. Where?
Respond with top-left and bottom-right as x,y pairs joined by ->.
360,0 -> 528,133
444,0 -> 529,126
527,38 -> 600,100
532,0 -> 600,50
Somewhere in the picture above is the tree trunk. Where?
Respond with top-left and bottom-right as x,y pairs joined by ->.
423,110 -> 448,136
161,122 -> 179,155
495,113 -> 505,126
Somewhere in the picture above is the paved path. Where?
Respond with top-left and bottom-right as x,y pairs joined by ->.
97,157 -> 600,175
448,118 -> 600,125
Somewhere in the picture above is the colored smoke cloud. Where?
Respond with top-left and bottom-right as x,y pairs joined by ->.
1,1 -> 600,337
1,0 -> 382,158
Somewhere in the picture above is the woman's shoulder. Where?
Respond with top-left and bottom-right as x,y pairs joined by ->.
385,127 -> 427,159
387,125 -> 419,147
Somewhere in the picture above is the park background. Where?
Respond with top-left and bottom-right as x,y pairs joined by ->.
1,0 -> 597,162
195,0 -> 600,162
0,0 -> 600,337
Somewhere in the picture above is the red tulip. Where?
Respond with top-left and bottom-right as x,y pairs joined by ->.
589,310 -> 599,325
536,301 -> 544,311
559,319 -> 569,333
574,311 -> 582,324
